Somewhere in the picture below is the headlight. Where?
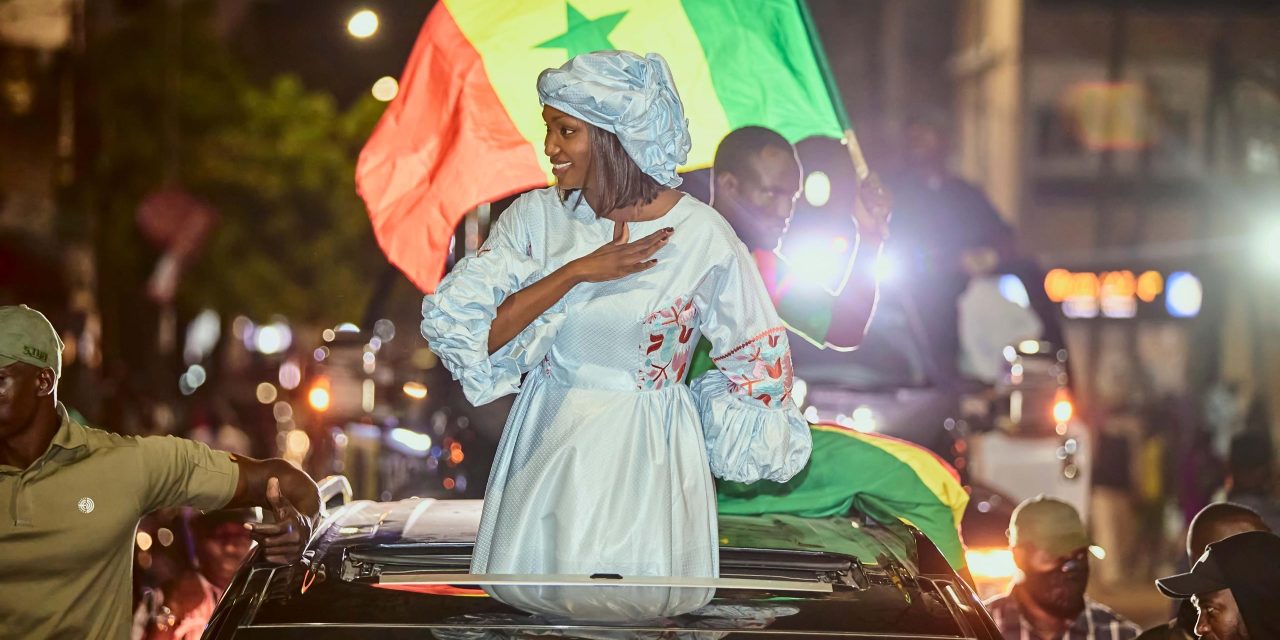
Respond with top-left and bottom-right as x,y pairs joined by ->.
966,548 -> 1017,580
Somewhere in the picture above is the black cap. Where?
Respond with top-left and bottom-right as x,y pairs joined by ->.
1156,547 -> 1229,598
1156,531 -> 1280,639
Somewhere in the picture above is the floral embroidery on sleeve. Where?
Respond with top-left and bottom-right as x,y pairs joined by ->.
712,327 -> 793,407
638,297 -> 699,390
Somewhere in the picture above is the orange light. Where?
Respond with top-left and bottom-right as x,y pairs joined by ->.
1072,272 -> 1101,299
443,477 -> 456,490
450,450 -> 465,464
1053,389 -> 1074,424
308,377 -> 331,412
1044,269 -> 1073,302
1101,270 -> 1136,298
402,381 -> 428,399
1137,270 -> 1164,302
966,548 -> 1017,581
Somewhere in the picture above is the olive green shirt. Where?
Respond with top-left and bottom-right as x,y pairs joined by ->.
0,404 -> 239,640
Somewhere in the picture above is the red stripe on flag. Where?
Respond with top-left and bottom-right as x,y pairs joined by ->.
356,5 -> 546,292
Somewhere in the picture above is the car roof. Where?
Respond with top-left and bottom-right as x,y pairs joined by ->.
209,499 -> 995,639
308,498 -> 924,572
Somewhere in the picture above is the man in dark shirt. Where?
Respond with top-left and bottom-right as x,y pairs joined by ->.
886,113 -> 1023,373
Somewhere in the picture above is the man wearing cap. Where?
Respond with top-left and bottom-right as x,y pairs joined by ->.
985,496 -> 1141,640
1138,502 -> 1272,639
0,304 -> 321,640
1155,530 -> 1280,640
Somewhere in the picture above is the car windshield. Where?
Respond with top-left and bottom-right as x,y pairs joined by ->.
789,293 -> 930,390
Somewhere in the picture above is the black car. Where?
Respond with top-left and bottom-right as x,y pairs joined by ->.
204,487 -> 1001,639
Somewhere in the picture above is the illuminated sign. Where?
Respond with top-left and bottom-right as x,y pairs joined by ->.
1063,82 -> 1154,151
1044,269 -> 1199,319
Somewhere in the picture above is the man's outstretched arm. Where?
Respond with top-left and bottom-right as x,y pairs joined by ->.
822,174 -> 891,350
226,456 -> 321,565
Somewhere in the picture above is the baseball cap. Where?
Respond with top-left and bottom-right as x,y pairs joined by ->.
1008,495 -> 1091,558
1157,530 -> 1280,598
0,305 -> 64,378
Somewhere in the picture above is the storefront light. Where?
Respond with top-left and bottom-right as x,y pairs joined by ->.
1165,272 -> 1202,318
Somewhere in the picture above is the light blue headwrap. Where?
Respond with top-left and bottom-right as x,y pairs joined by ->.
537,51 -> 691,188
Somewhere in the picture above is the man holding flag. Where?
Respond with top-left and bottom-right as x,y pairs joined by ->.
692,126 -> 970,574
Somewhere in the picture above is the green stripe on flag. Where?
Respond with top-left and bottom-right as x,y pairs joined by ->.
681,0 -> 844,141
717,426 -> 969,570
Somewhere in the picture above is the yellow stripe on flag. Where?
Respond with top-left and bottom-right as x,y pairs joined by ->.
601,0 -> 730,170
443,0 -> 730,182
811,424 -> 969,527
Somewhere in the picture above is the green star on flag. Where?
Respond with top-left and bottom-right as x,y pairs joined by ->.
536,3 -> 628,58
358,0 -> 848,292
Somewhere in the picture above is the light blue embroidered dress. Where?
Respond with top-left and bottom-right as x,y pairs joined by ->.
420,187 -> 810,616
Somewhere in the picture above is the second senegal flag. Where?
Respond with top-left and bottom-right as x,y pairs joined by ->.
357,0 -> 845,292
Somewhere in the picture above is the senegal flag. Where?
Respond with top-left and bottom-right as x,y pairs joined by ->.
718,423 -> 971,571
357,0 -> 845,292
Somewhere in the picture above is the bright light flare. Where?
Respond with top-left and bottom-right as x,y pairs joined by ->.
1255,223 -> 1280,274
403,382 -> 428,399
308,378 -> 331,412
285,429 -> 310,459
1053,398 -> 1074,424
255,382 -> 278,404
254,323 -> 291,355
999,274 -> 1031,308
784,236 -> 846,286
390,428 -> 432,453
874,252 -> 897,283
1165,272 -> 1202,318
966,548 -> 1017,580
371,76 -> 399,102
278,361 -> 301,390
347,9 -> 379,38
803,170 -> 831,207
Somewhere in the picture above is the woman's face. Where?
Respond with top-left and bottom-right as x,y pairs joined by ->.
543,105 -> 590,189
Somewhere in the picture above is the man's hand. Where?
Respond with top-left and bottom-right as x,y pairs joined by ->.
226,456 -> 320,565
852,172 -> 892,242
245,477 -> 313,565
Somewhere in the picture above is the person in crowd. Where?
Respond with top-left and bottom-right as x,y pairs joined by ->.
696,127 -> 970,573
1138,502 -> 1272,640
955,246 -> 1042,383
1155,531 -> 1280,640
1222,431 -> 1280,532
887,111 -> 1065,375
985,496 -> 1142,640
0,304 -> 320,640
419,51 -> 810,618
694,126 -> 889,354
139,509 -> 256,639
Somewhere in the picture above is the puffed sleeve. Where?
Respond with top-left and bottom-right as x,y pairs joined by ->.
691,242 -> 812,483
420,198 -> 567,406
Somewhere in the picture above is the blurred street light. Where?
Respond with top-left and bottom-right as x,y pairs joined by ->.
1165,272 -> 1203,318
308,378 -> 332,412
347,9 -> 379,38
803,171 -> 831,207
372,76 -> 399,102
1255,222 -> 1280,275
